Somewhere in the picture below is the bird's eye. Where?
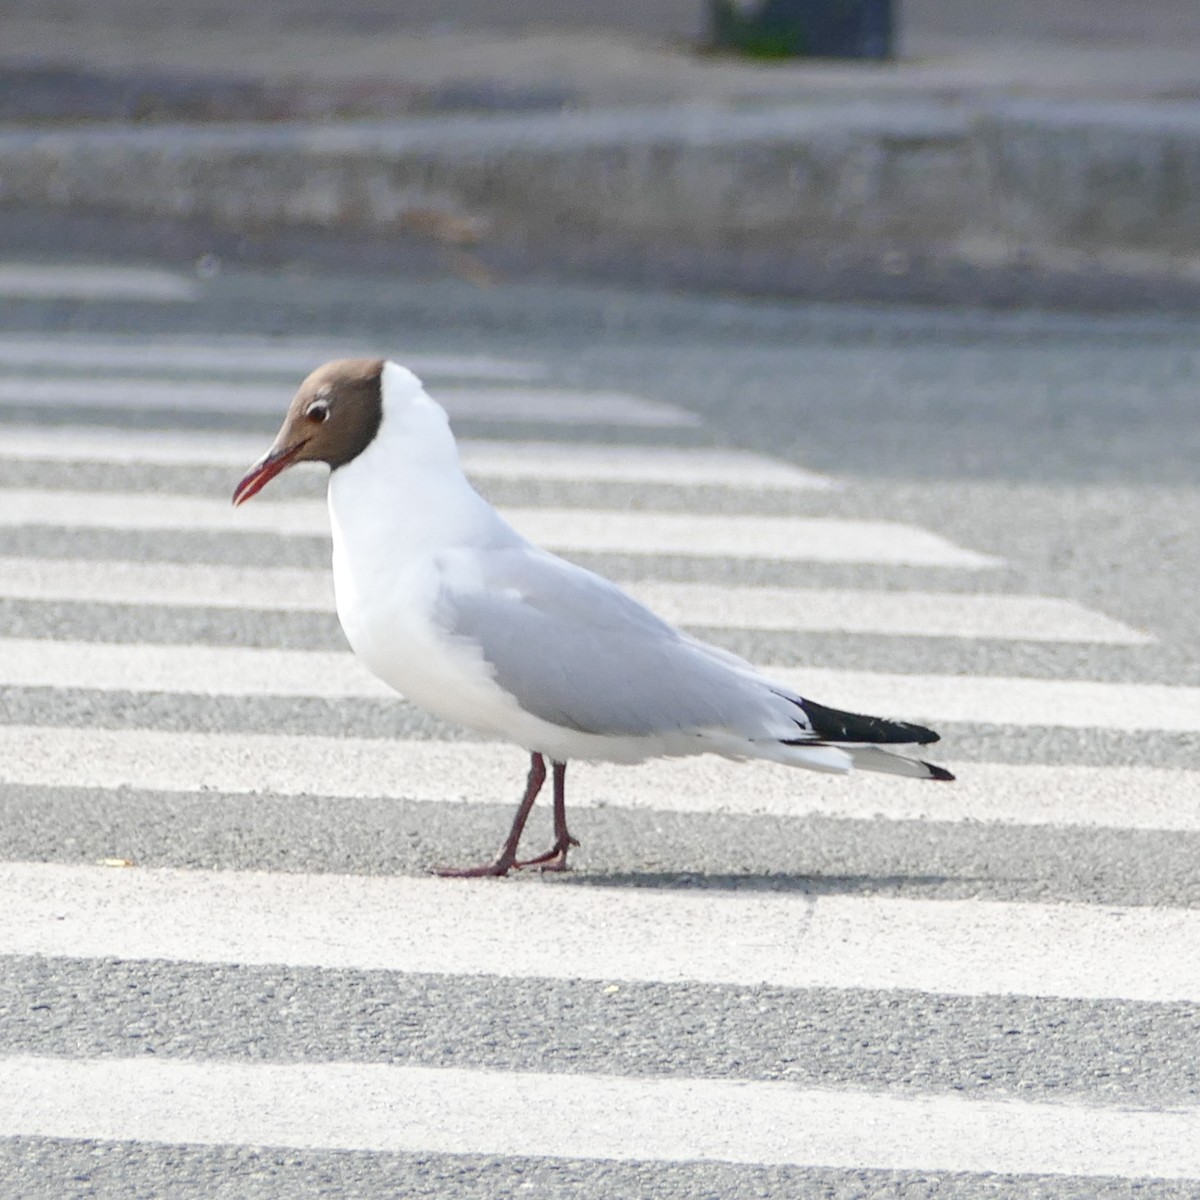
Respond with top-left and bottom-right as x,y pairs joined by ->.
306,401 -> 330,424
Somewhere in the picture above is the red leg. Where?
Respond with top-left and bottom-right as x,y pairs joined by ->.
434,752 -> 546,878
515,760 -> 578,872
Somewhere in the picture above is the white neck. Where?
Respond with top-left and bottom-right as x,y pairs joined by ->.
326,362 -> 510,569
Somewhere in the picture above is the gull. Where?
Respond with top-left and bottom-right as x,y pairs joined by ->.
234,358 -> 953,876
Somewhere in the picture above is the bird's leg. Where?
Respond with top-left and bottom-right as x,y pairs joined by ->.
515,760 -> 578,872
434,752 -> 546,878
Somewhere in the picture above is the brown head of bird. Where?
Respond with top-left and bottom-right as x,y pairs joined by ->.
232,357 -> 385,506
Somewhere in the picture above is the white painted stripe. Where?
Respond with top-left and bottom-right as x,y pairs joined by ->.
0,427 -> 831,489
0,491 -> 999,567
439,388 -> 700,427
631,582 -> 1148,644
509,511 -> 997,566
0,638 -> 389,698
0,558 -> 338,611
0,558 -> 1148,644
0,265 -> 198,302
0,377 -> 697,427
0,335 -> 544,380
3,725 -> 1196,832
461,442 -> 832,489
0,637 -> 1190,731
0,424 -> 267,465
771,667 -> 1198,733
2,1056 -> 1197,1180
4,861 -> 1200,1002
0,377 -> 321,413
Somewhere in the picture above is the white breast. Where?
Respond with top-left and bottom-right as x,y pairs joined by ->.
326,366 -> 532,738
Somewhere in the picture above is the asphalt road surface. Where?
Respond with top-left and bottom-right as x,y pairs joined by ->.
0,242 -> 1198,1198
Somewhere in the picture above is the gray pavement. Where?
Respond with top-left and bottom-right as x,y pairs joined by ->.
5,782 -> 1200,907
5,1142 -> 1196,1200
4,958 -> 1199,1104
0,246 -> 1198,1195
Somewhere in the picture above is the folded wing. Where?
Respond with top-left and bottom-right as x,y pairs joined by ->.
437,546 -> 953,781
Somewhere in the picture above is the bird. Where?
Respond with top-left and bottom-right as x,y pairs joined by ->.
233,358 -> 954,877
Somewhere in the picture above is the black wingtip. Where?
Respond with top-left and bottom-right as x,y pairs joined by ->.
924,762 -> 955,782
798,697 -> 941,746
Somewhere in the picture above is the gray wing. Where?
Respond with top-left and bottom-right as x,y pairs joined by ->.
437,546 -> 796,739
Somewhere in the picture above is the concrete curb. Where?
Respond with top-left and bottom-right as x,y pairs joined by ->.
3,100 -> 1200,298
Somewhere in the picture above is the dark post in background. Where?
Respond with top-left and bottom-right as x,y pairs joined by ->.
710,0 -> 894,59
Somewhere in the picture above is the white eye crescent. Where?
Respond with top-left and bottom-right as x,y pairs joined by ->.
306,401 -> 330,424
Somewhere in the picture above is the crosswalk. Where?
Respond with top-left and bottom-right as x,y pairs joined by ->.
0,425 -> 834,486
0,558 -> 1149,640
0,376 -> 702,427
0,489 -> 999,563
4,637 -> 1199,728
4,728 -> 1198,828
7,1056 -> 1199,1180
5,861 -> 1200,1002
1,330 -> 1196,1193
